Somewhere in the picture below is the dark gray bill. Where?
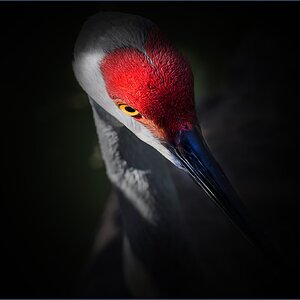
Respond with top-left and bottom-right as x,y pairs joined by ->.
172,125 -> 277,264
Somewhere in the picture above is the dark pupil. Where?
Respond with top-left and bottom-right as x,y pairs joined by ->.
125,106 -> 135,113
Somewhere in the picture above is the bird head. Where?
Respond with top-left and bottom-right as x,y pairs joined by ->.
73,12 -> 198,166
73,12 -> 274,258
99,26 -> 196,143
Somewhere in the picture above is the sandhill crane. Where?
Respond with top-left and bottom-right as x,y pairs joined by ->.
73,11 -> 279,297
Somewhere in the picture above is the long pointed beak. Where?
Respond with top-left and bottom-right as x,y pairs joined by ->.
172,125 -> 277,263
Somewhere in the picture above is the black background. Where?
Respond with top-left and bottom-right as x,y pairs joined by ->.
1,1 -> 300,298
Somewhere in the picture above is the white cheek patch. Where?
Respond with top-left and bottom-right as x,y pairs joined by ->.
73,51 -> 136,129
73,51 -> 120,118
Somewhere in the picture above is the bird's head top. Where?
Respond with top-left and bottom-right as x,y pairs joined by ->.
73,12 -> 196,160
100,26 -> 196,141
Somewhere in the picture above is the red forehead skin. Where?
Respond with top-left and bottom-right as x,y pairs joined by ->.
100,27 -> 197,141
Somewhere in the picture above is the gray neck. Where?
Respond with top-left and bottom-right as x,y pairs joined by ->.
90,97 -> 183,228
90,98 -> 194,295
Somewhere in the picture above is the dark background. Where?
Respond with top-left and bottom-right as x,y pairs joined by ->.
1,1 -> 300,298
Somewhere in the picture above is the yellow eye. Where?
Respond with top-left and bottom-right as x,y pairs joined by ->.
118,104 -> 141,117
